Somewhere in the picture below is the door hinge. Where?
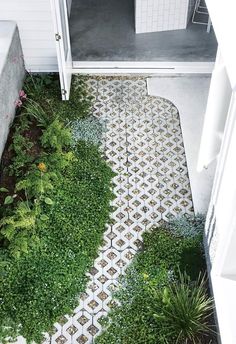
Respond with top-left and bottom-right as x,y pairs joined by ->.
55,33 -> 61,41
61,89 -> 67,95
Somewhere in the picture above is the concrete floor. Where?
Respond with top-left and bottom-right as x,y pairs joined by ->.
69,0 -> 217,62
147,75 -> 216,213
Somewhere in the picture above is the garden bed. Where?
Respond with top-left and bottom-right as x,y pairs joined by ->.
0,73 -> 217,344
0,74 -> 114,343
96,217 -> 217,344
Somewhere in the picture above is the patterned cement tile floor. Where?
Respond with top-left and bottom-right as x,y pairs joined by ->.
46,77 -> 194,344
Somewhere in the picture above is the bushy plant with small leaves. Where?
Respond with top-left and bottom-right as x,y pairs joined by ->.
96,223 -> 215,344
0,201 -> 39,258
40,118 -> 72,151
15,166 -> 56,199
9,130 -> 34,176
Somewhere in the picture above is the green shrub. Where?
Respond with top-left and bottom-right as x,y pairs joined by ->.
0,201 -> 39,258
24,74 -> 93,123
1,105 -> 74,257
9,129 -> 34,176
24,99 -> 54,128
153,272 -> 214,343
0,142 -> 115,343
96,225 -> 213,344
40,119 -> 72,151
137,229 -> 205,281
24,73 -> 56,97
15,167 -> 56,199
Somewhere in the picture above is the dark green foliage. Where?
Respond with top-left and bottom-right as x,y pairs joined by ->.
153,272 -> 214,343
96,222 -> 213,344
0,142 -> 114,343
24,73 -> 57,97
24,73 -> 93,123
1,117 -> 73,256
137,229 -> 205,281
0,73 -> 115,342
9,129 -> 34,176
24,99 -> 53,128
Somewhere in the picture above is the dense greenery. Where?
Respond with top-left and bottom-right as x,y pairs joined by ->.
96,218 -> 215,344
24,73 -> 92,123
153,272 -> 214,343
0,74 -> 114,342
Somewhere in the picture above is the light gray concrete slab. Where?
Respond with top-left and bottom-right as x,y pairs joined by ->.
147,75 -> 216,213
0,21 -> 25,159
69,0 -> 217,62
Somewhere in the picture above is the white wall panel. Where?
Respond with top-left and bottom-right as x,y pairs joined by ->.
0,0 -> 58,72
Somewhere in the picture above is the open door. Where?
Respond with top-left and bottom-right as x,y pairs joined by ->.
50,0 -> 72,100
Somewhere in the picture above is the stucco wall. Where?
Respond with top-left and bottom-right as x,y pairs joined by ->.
0,21 -> 25,159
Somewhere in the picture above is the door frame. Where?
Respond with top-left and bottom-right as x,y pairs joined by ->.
52,0 -> 215,97
50,0 -> 72,100
72,61 -> 214,74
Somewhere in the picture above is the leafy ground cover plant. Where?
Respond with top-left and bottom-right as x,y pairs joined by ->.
153,272 -> 214,343
0,74 -> 115,342
0,142 -> 114,343
95,219 -> 216,344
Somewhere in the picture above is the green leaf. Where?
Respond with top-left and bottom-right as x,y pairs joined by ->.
40,214 -> 49,221
44,197 -> 53,205
4,196 -> 14,205
162,287 -> 170,305
0,187 -> 9,192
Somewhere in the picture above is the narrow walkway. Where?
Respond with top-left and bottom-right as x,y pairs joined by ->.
50,77 -> 194,344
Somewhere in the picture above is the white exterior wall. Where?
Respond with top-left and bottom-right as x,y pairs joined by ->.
201,2 -> 236,342
204,90 -> 236,344
201,49 -> 236,343
0,0 -> 57,72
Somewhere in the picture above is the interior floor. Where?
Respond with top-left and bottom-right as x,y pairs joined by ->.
69,0 -> 217,62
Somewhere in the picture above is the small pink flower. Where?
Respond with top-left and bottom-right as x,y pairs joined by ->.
19,90 -> 27,100
15,99 -> 23,108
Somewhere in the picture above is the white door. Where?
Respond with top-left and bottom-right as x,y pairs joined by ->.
50,0 -> 72,100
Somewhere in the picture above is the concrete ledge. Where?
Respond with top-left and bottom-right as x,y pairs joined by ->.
0,21 -> 25,158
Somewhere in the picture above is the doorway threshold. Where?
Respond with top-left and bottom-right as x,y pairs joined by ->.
72,61 -> 214,74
